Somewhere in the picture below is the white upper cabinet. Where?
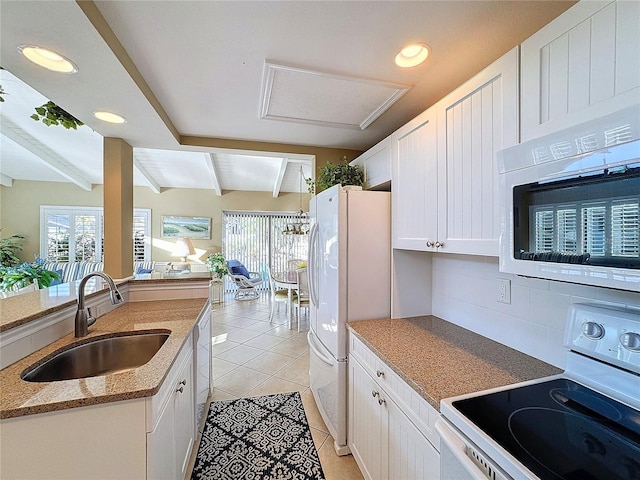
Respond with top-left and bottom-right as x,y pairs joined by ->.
391,107 -> 438,251
436,47 -> 519,256
521,0 -> 640,141
351,135 -> 391,190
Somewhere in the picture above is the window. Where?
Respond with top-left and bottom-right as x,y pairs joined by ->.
223,211 -> 309,290
40,206 -> 151,262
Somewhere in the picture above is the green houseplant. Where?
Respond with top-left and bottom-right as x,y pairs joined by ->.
31,101 -> 84,130
0,231 -> 25,266
0,258 -> 61,291
205,252 -> 228,280
306,156 -> 364,194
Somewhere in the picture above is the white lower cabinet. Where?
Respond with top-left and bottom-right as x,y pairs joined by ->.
147,335 -> 195,480
349,334 -> 439,480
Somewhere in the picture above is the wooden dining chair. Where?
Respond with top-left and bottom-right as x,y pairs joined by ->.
294,268 -> 310,332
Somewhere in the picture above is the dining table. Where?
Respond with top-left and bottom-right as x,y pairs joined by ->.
271,270 -> 299,329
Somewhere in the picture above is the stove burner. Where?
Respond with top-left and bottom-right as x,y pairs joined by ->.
508,407 -> 637,480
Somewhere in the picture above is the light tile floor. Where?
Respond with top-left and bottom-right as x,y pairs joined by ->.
187,292 -> 363,480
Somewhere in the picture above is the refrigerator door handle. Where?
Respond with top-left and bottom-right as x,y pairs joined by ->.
308,222 -> 320,307
308,331 -> 334,367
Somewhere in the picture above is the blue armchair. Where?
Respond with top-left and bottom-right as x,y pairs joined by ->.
226,260 -> 263,300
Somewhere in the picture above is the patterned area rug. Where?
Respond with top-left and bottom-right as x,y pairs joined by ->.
191,392 -> 326,480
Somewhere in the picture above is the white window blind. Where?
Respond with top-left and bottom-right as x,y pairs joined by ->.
611,200 -> 639,257
223,211 -> 309,291
582,204 -> 607,257
534,210 -> 554,252
531,196 -> 639,261
556,208 -> 577,253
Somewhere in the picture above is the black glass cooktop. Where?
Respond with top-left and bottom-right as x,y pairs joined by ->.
453,379 -> 640,480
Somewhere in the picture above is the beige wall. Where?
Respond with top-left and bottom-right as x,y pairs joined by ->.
0,181 -> 307,264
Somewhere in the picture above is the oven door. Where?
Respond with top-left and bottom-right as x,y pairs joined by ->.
436,418 -> 513,480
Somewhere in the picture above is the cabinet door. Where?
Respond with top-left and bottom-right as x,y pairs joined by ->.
348,356 -> 387,480
391,107 -> 438,251
351,136 -> 391,190
436,47 -> 519,256
147,393 -> 176,480
521,0 -> 640,141
386,396 -> 440,480
175,351 -> 195,480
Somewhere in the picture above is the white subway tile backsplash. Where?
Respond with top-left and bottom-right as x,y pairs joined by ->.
430,254 -> 640,368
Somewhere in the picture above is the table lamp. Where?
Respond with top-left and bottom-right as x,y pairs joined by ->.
170,237 -> 195,272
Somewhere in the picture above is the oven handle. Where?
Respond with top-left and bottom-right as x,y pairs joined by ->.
435,419 -> 496,480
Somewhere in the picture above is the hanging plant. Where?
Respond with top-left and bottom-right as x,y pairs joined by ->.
306,156 -> 364,194
31,101 -> 84,130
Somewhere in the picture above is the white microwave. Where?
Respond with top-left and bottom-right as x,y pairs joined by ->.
498,105 -> 640,292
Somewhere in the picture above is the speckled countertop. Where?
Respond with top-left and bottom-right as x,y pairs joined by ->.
0,274 -> 211,333
348,316 -> 562,411
0,298 -> 207,419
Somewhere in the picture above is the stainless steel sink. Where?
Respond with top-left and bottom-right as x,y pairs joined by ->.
21,331 -> 170,382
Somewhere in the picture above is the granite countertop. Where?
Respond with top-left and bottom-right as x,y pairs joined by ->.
348,316 -> 562,411
0,298 -> 207,419
0,274 -> 212,333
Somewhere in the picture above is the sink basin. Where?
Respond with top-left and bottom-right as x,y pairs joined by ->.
21,331 -> 170,382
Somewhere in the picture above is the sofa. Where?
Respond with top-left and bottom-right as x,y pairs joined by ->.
42,261 -> 156,284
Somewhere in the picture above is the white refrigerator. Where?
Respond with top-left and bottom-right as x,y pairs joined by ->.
307,184 -> 391,455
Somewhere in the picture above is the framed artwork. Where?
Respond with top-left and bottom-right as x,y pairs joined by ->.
162,216 -> 211,239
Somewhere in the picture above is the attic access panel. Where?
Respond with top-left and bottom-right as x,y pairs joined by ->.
260,62 -> 410,130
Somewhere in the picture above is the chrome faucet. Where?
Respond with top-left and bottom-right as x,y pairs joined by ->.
75,272 -> 124,337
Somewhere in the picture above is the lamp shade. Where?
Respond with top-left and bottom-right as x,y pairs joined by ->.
171,237 -> 195,259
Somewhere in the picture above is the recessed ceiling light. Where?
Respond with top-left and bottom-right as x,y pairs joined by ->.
93,111 -> 127,124
395,43 -> 430,68
18,45 -> 78,73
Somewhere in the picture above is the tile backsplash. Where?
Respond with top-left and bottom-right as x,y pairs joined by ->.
431,253 -> 640,368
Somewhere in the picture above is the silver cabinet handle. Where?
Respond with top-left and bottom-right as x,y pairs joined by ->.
426,241 -> 434,248
376,370 -> 384,378
378,397 -> 386,406
435,241 -> 444,248
372,390 -> 379,398
176,386 -> 184,393
179,379 -> 187,386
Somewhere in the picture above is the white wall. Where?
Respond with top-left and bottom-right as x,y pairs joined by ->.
430,254 -> 640,368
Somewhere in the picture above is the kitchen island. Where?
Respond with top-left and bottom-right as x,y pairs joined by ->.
0,278 -> 211,479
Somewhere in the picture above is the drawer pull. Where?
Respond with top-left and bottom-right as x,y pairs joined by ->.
176,386 -> 184,394
179,379 -> 187,386
378,397 -> 386,406
372,390 -> 379,398
376,370 -> 385,378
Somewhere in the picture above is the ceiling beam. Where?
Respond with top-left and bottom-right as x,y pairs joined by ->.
206,153 -> 222,196
273,158 -> 288,198
133,158 -> 161,194
0,118 -> 92,191
0,173 -> 13,187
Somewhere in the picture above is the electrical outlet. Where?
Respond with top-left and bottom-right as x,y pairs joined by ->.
497,278 -> 511,304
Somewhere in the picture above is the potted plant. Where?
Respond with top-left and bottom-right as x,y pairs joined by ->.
0,231 -> 25,266
306,156 -> 364,194
31,101 -> 84,130
205,252 -> 228,281
0,258 -> 61,291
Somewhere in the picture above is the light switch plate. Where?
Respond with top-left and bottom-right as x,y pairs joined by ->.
497,278 -> 511,304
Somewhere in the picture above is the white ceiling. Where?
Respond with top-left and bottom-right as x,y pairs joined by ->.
0,0 -> 575,194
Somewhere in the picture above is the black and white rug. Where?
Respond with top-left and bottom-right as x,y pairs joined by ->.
190,392 -> 326,480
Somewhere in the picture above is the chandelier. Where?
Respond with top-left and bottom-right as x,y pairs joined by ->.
283,165 -> 310,235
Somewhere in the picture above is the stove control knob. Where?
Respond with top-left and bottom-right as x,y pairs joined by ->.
582,321 -> 605,340
619,332 -> 640,352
